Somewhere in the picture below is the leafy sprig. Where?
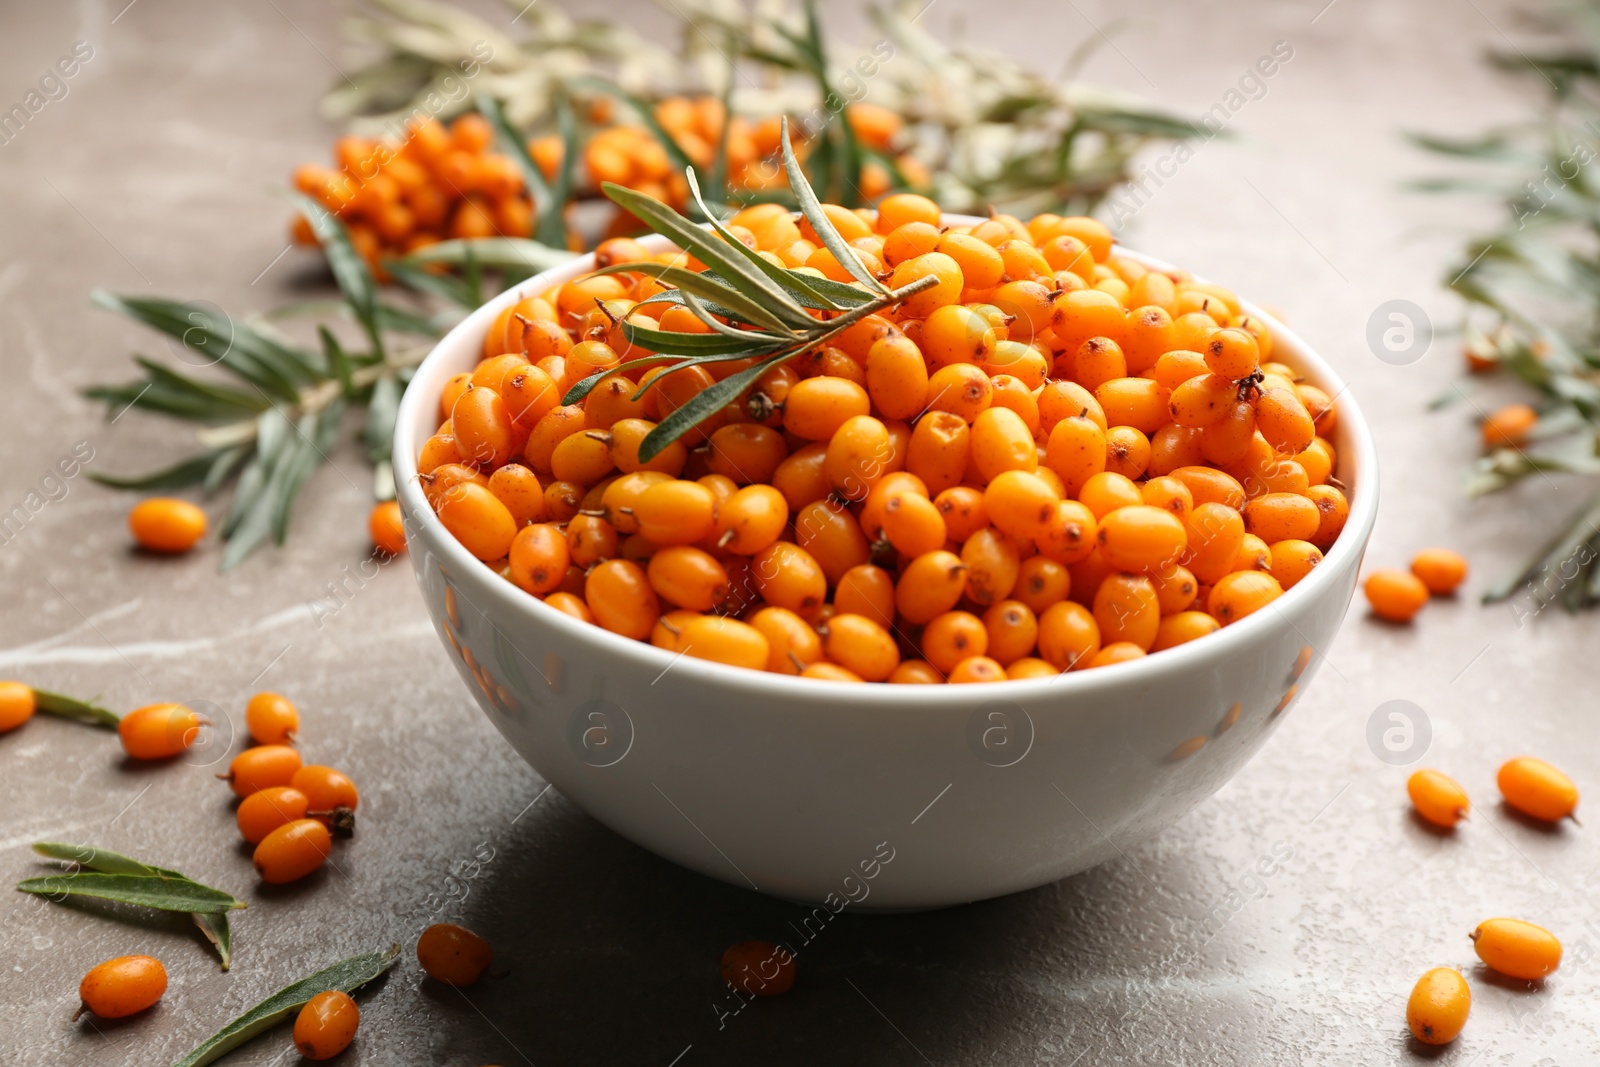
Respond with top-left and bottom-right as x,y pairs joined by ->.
562,121 -> 935,462
1412,0 -> 1600,609
19,842 -> 246,970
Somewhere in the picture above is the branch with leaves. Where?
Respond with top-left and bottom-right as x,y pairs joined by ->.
1412,0 -> 1600,608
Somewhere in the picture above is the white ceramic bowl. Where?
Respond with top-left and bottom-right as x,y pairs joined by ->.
393,227 -> 1377,909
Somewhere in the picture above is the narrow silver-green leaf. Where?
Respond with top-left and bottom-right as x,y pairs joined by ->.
779,118 -> 887,294
33,842 -> 156,874
18,872 -> 246,913
87,452 -> 220,492
293,193 -> 382,358
31,693 -> 119,728
397,237 -> 576,272
171,945 -> 401,1067
560,348 -> 780,406
193,912 -> 232,972
637,354 -> 788,462
619,321 -> 783,355
591,259 -> 797,335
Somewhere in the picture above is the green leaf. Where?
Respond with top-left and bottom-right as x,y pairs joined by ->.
619,319 -> 784,355
396,236 -> 576,273
638,353 -> 788,461
204,445 -> 252,496
294,193 -> 382,358
600,183 -> 815,328
18,872 -> 246,913
365,374 -> 401,466
561,347 -> 780,406
778,118 -> 886,294
383,258 -> 477,308
31,691 -> 119,728
170,945 -> 401,1067
193,912 -> 233,972
377,300 -> 448,338
87,451 -> 221,492
543,93 -> 579,247
34,842 -> 160,874
593,258 -> 798,335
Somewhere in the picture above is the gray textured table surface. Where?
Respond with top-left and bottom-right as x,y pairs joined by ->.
3,1 -> 1596,1064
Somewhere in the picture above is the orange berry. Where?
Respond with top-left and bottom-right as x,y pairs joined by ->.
896,550 -> 968,624
981,600 -> 1039,666
223,744 -> 303,798
1087,642 -> 1146,668
368,501 -> 407,556
1037,601 -> 1100,670
1482,402 -> 1537,447
1150,610 -> 1219,651
78,955 -> 167,1019
890,660 -> 947,683
245,691 -> 299,745
800,662 -> 865,682
647,546 -> 729,612
237,785 -> 311,845
748,606 -> 823,674
435,482 -> 518,561
1410,548 -> 1467,595
1364,568 -> 1429,623
1497,756 -> 1578,822
1471,918 -> 1562,981
753,541 -> 828,617
784,376 -> 871,441
118,702 -> 205,760
418,922 -> 494,986
721,940 -> 796,996
1267,539 -> 1323,590
947,655 -> 1007,683
509,523 -> 570,596
0,680 -> 36,732
128,497 -> 207,553
294,990 -> 360,1060
291,764 -> 360,817
253,818 -> 332,884
1406,967 -> 1469,1046
961,528 -> 1022,607
1406,769 -> 1469,829
1242,493 -> 1320,544
1208,570 -> 1283,625
1096,505 -> 1186,572
584,559 -> 660,640
821,613 -> 900,681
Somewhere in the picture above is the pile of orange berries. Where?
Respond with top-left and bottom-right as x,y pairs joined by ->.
417,193 -> 1351,682
292,113 -> 534,275
1402,755 -> 1577,1045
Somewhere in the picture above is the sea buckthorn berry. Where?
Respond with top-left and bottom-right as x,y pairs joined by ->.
1183,502 -> 1246,585
118,703 -> 205,760
1096,505 -> 1187,572
1078,471 -> 1143,519
1093,574 -> 1160,650
937,231 -> 1005,288
1297,383 -> 1336,435
707,424 -> 787,486
1200,400 -> 1257,467
721,940 -> 797,997
544,591 -> 593,623
78,955 -> 167,1019
925,363 -> 993,423
1095,377 -> 1168,435
1208,570 -> 1283,625
436,482 -> 518,561
1141,476 -> 1194,518
585,559 -> 660,639
771,443 -> 830,511
1150,564 -> 1199,615
253,818 -> 332,884
896,550 -> 968,624
1051,288 -> 1126,354
906,412 -> 971,496
881,490 -> 947,558
679,616 -> 771,672
890,660 -> 946,683
510,524 -> 570,595
794,500 -> 871,583
1242,493 -> 1320,544
1014,556 -> 1071,613
1104,425 -> 1151,479
1406,967 -> 1469,1046
753,542 -> 827,616
970,406 -> 1039,481
1170,466 -> 1246,510
1482,402 -> 1537,447
749,607 -> 823,674
1148,349 -> 1210,391
1254,387 -> 1315,454
713,485 -> 787,555
1006,658 -> 1058,679
1203,327 -> 1260,379
291,765 -> 360,822
368,501 -> 407,556
1035,500 -> 1098,565
1407,769 -> 1469,828
1150,610 -> 1220,651
921,611 -> 988,674
982,600 -> 1039,666
1038,601 -> 1101,670
825,415 -> 893,501
1168,373 -> 1234,428
921,305 -> 997,370
452,385 -> 520,468
418,923 -> 494,986
1268,539 -> 1323,590
947,656 -> 1006,683
961,528 -> 1022,607
237,786 -> 310,845
784,376 -> 871,441
932,486 -> 986,542
800,662 -> 864,682
0,680 -> 36,732
523,405 -> 586,474
1088,642 -> 1146,668
1497,756 -> 1578,822
1233,533 -> 1272,573
864,333 -> 931,420
417,432 -> 462,475
128,498 -> 207,554
1411,548 -> 1468,596
647,546 -> 729,611
821,613 -> 900,681
600,471 -> 669,533
633,479 -> 717,546
1038,380 -> 1106,432
1044,416 -> 1107,496
1471,918 -> 1562,980
566,514 -> 619,567
222,744 -> 303,798
1305,484 -> 1349,549
245,692 -> 299,745
889,252 -> 964,318
984,471 -> 1058,542
1364,568 -> 1429,623
294,990 -> 360,1060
